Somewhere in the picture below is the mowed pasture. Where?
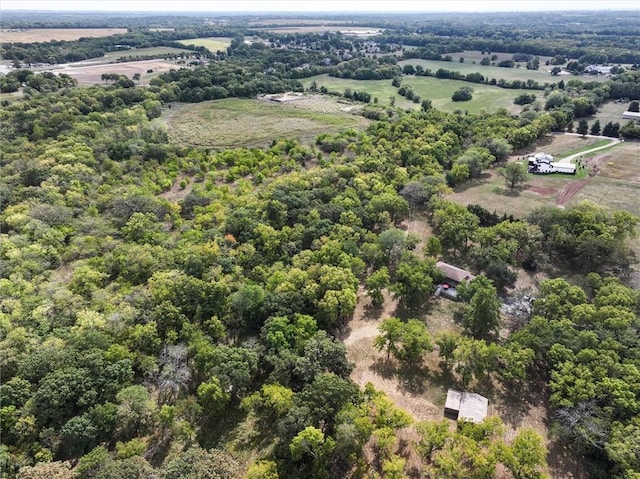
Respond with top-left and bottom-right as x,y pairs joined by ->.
1,28 -> 127,42
302,74 -> 531,113
398,58 -> 560,84
568,141 -> 640,213
579,100 -> 633,131
162,96 -> 370,150
177,37 -> 232,52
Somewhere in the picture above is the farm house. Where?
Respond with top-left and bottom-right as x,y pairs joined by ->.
444,389 -> 489,423
434,261 -> 475,300
527,152 -> 576,174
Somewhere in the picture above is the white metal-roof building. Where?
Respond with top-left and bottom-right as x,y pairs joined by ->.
444,389 -> 489,423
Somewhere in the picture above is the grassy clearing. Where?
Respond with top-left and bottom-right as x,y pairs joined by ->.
0,28 -> 127,42
102,47 -> 192,60
177,37 -> 231,52
516,133 -> 604,157
55,59 -> 186,85
399,58 -> 558,84
163,97 -> 369,149
570,176 -> 640,214
301,74 -> 529,113
568,142 -> 640,215
579,100 -> 635,131
444,51 -> 556,65
597,142 -> 640,182
450,171 -> 562,218
555,139 -> 612,159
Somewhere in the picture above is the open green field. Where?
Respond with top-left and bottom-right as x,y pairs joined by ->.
302,74 -> 531,113
162,96 -> 370,149
443,51 -> 556,65
398,58 -> 557,84
177,37 -> 231,52
399,58 -> 610,85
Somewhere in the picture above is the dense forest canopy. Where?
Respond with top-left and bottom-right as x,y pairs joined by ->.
1,8 -> 639,479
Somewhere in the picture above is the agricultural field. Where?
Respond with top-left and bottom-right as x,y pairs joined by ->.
302,74 -> 532,113
162,95 -> 370,149
177,37 -> 232,52
0,28 -> 127,42
26,47 -> 197,85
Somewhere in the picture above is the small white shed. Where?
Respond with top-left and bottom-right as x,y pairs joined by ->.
444,389 -> 489,423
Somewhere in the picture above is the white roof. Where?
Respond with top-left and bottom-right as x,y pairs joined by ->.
444,389 -> 488,423
459,392 -> 489,423
445,389 -> 462,411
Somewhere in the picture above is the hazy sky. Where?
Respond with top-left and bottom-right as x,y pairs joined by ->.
3,0 -> 639,13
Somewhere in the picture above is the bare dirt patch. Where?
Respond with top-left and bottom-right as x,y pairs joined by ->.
555,179 -> 590,206
1,28 -> 127,42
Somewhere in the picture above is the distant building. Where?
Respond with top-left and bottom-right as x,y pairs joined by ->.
444,389 -> 489,423
622,111 -> 640,121
585,64 -> 612,75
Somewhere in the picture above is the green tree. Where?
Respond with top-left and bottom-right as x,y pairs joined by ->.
289,426 -> 335,476
374,317 -> 404,359
498,162 -> 528,190
577,119 -> 589,137
162,446 -> 240,479
246,461 -> 279,479
589,120 -> 601,136
375,318 -> 433,365
436,332 -> 460,369
391,256 -> 439,308
197,377 -> 230,416
365,267 -> 390,306
459,275 -> 501,340
398,319 -> 433,365
452,87 -> 473,101
432,201 -> 480,254
502,428 -> 549,479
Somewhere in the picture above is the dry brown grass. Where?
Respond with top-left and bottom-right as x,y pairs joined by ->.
163,96 -> 369,150
52,59 -> 185,85
1,28 -> 127,42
